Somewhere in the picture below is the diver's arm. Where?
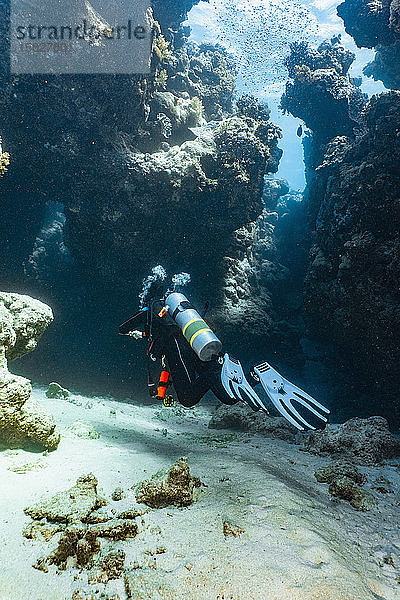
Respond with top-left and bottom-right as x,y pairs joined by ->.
119,308 -> 148,336
126,330 -> 144,339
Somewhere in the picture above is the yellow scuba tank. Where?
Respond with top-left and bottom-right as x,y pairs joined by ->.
165,292 -> 222,361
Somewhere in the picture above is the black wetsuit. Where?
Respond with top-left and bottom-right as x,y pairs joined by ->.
119,303 -> 238,408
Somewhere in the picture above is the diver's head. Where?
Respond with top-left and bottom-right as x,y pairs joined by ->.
138,264 -> 192,309
139,265 -> 167,308
141,280 -> 165,308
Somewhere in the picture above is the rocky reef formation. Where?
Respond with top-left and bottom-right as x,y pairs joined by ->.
74,95 -> 281,312
24,473 -> 142,574
208,403 -> 297,442
136,457 -> 201,508
0,135 -> 9,177
213,173 -> 294,349
304,92 -> 400,387
0,0 -> 283,388
46,381 -> 71,399
281,40 -> 365,142
281,38 -> 400,422
337,0 -> 400,89
281,39 -> 367,186
300,417 -> 400,465
0,292 -> 59,450
151,0 -> 200,48
314,461 -> 377,510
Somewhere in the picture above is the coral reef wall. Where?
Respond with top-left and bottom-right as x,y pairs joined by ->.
0,1 -> 283,390
338,0 -> 400,89
281,36 -> 400,423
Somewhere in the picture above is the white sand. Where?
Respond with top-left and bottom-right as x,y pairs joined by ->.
0,387 -> 399,600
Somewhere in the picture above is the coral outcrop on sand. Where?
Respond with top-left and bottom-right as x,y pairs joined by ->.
314,462 -> 377,511
337,0 -> 400,89
25,474 -> 107,523
329,476 -> 377,511
314,461 -> 366,485
208,403 -> 297,441
67,420 -> 100,439
301,417 -> 400,465
24,474 -> 141,573
0,292 -> 59,450
314,461 -> 376,511
136,457 -> 202,508
46,382 -> 70,399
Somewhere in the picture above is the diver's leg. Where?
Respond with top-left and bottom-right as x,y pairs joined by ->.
198,358 -> 239,406
164,335 -> 210,407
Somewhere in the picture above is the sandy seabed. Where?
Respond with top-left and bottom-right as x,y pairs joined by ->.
0,387 -> 399,600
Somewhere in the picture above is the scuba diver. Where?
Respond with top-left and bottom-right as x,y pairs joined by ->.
119,277 -> 330,431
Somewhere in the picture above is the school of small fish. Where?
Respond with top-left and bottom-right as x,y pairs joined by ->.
189,0 -> 320,96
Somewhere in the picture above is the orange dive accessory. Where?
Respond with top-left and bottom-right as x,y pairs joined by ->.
157,370 -> 170,400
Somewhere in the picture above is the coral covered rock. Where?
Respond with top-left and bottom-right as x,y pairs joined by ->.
208,403 -> 297,441
48,525 -> 101,569
337,0 -> 396,48
163,43 -> 237,120
136,457 -> 201,508
0,136 -> 9,177
328,477 -> 377,511
281,40 -> 366,142
280,35 -> 400,422
338,0 -> 400,89
93,550 -> 126,583
213,175 -> 292,348
89,519 -> 138,541
152,0 -> 202,48
46,382 -> 70,399
314,461 -> 376,511
0,292 -> 59,450
301,417 -> 400,464
25,474 -> 106,523
68,420 -> 100,439
0,0 -> 284,380
25,474 -> 140,574
23,520 -> 64,541
314,461 -> 366,484
0,292 -> 53,360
